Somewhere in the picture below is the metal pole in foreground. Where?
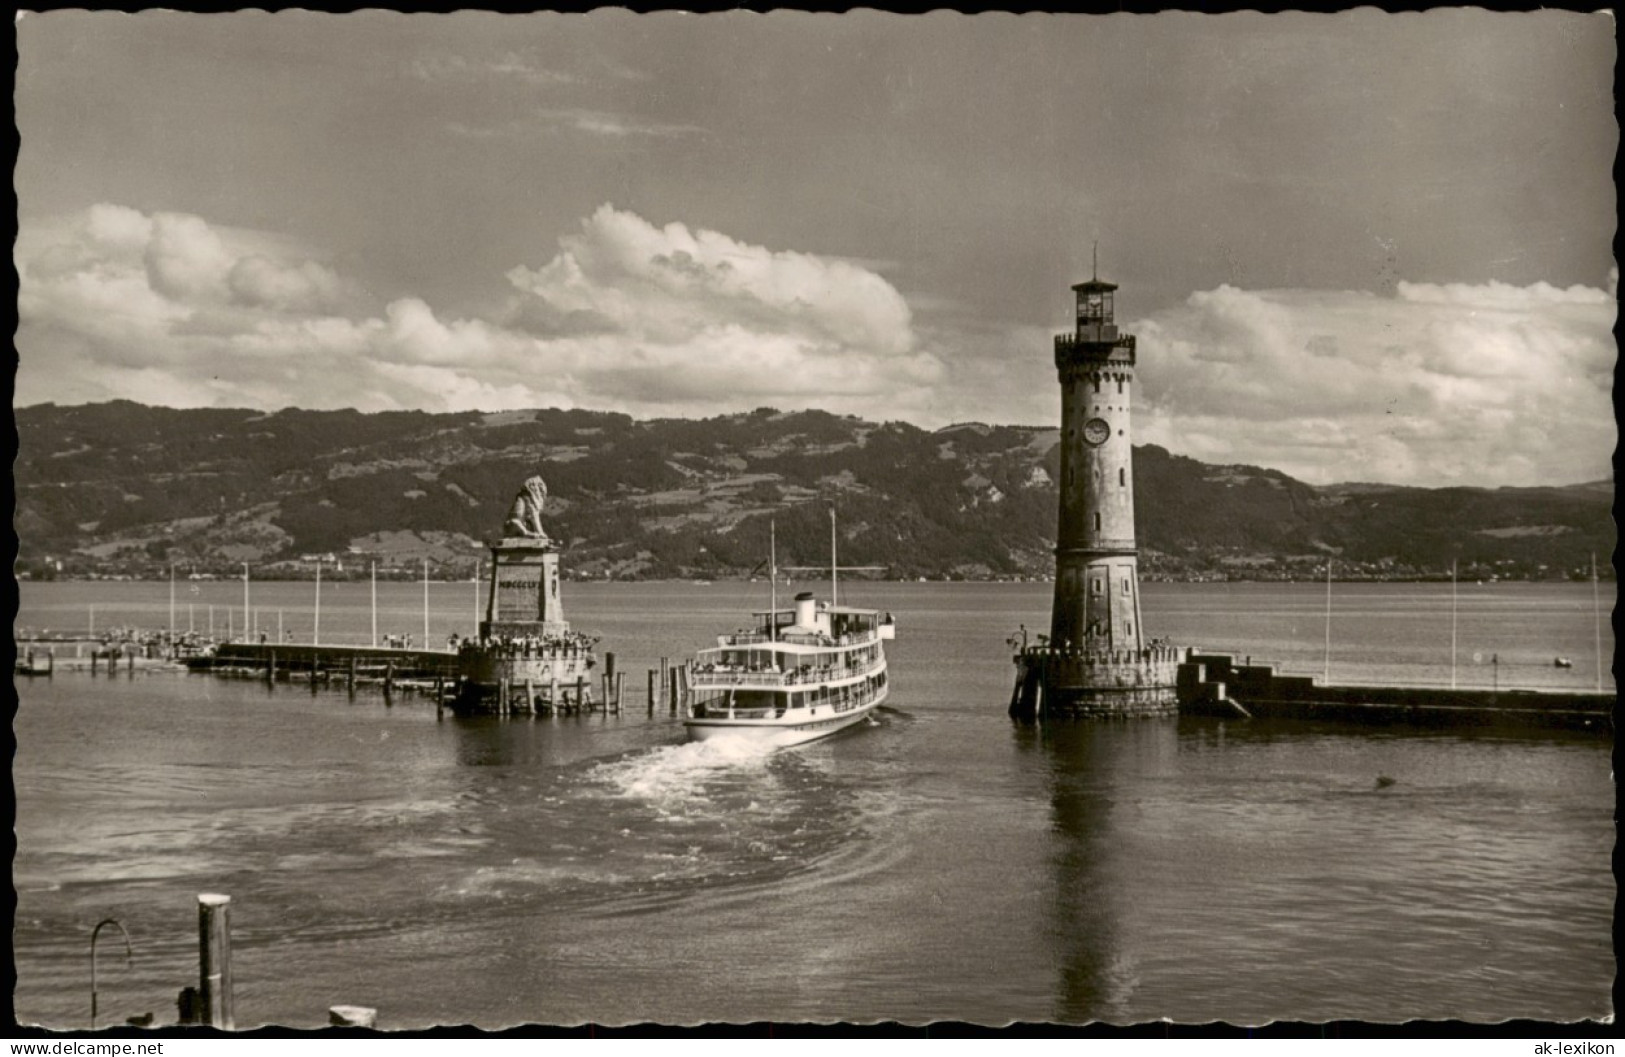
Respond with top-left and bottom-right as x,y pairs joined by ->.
90,918 -> 133,1031
197,894 -> 234,1030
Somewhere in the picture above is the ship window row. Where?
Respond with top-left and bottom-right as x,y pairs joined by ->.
689,670 -> 887,720
701,643 -> 882,672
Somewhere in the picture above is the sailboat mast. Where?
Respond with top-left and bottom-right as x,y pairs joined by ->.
770,520 -> 777,641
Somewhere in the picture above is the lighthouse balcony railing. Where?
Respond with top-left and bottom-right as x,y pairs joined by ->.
1055,334 -> 1136,364
1015,643 -> 1188,666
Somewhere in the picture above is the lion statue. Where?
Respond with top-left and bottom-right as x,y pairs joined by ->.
503,475 -> 550,540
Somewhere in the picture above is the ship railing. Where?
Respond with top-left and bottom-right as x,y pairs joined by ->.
717,629 -> 880,648
690,683 -> 883,721
690,659 -> 884,688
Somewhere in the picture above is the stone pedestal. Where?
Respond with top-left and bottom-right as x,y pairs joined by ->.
481,537 -> 568,640
455,535 -> 595,715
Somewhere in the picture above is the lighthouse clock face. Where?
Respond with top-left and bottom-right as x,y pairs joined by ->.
1082,418 -> 1111,446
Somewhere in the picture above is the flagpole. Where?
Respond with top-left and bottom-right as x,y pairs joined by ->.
242,563 -> 250,637
370,560 -> 378,648
1593,553 -> 1602,692
423,558 -> 430,647
770,520 -> 777,641
169,564 -> 176,637
1450,559 -> 1458,690
1322,559 -> 1332,684
314,558 -> 322,646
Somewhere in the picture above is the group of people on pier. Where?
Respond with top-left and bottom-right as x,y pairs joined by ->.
462,630 -> 599,659
16,625 -> 217,659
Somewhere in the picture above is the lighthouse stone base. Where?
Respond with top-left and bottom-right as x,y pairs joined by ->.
1010,644 -> 1187,720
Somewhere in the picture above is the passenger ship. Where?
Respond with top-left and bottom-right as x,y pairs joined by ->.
683,520 -> 896,746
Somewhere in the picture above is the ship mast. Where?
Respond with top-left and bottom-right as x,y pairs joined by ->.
770,520 -> 777,641
831,508 -> 838,609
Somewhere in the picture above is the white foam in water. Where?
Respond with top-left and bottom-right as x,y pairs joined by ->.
590,735 -> 778,813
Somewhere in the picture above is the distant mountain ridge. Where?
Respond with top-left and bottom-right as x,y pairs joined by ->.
13,400 -> 1614,582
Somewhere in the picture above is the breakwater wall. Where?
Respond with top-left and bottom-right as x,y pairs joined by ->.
1177,652 -> 1613,734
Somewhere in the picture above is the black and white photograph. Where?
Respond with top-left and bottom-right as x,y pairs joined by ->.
11,9 -> 1616,1034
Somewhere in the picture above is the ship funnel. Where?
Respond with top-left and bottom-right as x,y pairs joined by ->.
793,591 -> 817,630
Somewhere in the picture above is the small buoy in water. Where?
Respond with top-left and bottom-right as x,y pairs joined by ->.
1375,775 -> 1396,789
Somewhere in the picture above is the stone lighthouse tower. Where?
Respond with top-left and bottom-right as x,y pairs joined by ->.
1010,262 -> 1184,719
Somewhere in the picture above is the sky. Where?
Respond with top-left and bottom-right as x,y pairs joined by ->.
13,10 -> 1617,488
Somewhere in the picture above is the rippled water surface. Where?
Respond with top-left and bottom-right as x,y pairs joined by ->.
13,581 -> 1615,1027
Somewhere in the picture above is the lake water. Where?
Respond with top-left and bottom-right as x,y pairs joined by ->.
12,581 -> 1615,1027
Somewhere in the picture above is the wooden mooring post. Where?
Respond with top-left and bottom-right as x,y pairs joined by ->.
267,650 -> 276,687
348,656 -> 358,697
525,677 -> 536,715
615,672 -> 625,712
384,662 -> 395,701
576,675 -> 586,712
647,669 -> 657,716
197,894 -> 234,1031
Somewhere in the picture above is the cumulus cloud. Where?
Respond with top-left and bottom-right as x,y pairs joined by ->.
1128,281 -> 1616,487
17,201 -> 1610,488
16,202 -> 944,422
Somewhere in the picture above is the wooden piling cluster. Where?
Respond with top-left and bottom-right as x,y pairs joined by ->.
485,665 -> 622,716
644,657 -> 692,715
